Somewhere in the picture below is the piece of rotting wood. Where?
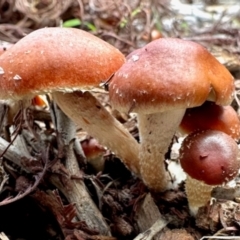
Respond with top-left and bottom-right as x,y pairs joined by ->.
134,193 -> 169,240
50,102 -> 111,236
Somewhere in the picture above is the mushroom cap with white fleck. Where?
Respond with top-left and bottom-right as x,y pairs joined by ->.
109,38 -> 234,114
179,130 -> 240,185
180,101 -> 240,141
0,27 -> 125,100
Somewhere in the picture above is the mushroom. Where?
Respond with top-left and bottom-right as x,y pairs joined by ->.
179,130 -> 240,215
0,27 -> 140,175
81,137 -> 106,173
180,101 -> 240,141
109,37 -> 234,191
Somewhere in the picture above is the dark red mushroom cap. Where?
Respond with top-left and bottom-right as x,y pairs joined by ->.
180,101 -> 240,141
179,130 -> 240,185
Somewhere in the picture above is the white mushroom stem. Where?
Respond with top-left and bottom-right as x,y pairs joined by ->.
137,109 -> 185,191
52,91 -> 140,176
185,175 -> 214,216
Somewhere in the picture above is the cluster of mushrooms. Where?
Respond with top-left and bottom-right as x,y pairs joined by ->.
0,27 -> 239,218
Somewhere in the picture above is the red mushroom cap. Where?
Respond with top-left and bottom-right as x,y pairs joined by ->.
180,101 -> 240,141
81,138 -> 106,160
0,27 -> 125,100
179,130 -> 240,185
109,38 -> 234,114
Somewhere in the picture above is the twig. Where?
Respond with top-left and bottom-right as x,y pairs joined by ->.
0,145 -> 48,206
0,137 -> 32,172
133,217 -> 170,240
0,232 -> 9,240
50,102 -> 111,235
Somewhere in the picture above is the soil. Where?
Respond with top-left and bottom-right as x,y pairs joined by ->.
0,1 -> 240,240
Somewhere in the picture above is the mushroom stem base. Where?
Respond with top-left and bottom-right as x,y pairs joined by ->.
185,175 -> 214,216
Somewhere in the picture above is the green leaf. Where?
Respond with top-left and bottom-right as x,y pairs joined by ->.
84,22 -> 97,32
63,19 -> 81,28
131,8 -> 141,17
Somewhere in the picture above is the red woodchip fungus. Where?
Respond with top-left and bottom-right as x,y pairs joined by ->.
179,130 -> 240,215
180,101 -> 240,141
0,27 -> 140,175
109,37 -> 234,192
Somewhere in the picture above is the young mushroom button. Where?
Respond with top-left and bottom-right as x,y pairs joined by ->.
180,101 -> 240,141
179,130 -> 240,215
0,27 -> 141,176
109,37 -> 234,192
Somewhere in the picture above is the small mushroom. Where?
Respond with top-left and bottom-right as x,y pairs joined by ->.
179,130 -> 240,215
109,37 -> 234,191
81,137 -> 106,173
0,27 -> 140,175
180,101 -> 240,141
